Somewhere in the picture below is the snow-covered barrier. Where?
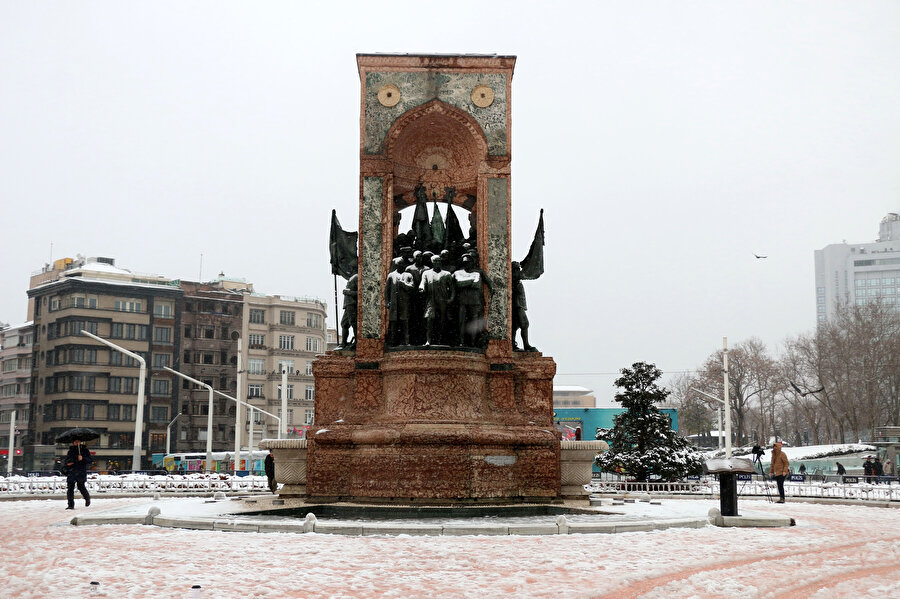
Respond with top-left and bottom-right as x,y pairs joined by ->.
0,472 -> 270,495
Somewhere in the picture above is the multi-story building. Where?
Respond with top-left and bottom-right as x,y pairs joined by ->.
0,322 -> 34,471
241,294 -> 328,441
27,257 -> 183,470
552,386 -> 597,409
815,212 -> 900,324
176,278 -> 248,454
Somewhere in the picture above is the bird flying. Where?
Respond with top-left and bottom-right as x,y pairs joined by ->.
753,253 -> 768,259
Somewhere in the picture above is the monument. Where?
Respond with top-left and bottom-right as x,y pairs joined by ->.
303,54 -> 576,503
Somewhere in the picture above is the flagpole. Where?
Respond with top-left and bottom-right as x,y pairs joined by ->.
333,275 -> 340,341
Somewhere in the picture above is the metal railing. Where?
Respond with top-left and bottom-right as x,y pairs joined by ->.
0,473 -> 270,495
587,476 -> 900,502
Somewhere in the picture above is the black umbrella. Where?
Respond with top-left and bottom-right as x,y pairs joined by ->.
56,428 -> 100,444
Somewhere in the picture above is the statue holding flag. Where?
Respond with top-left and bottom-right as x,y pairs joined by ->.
513,209 -> 544,352
329,209 -> 359,348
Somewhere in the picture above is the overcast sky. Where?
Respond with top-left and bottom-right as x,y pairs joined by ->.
2,1 -> 899,403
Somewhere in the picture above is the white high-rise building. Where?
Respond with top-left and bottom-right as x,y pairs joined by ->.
814,212 -> 900,323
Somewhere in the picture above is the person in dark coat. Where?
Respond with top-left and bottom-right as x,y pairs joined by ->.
264,449 -> 276,494
835,462 -> 846,476
873,456 -> 884,483
65,439 -> 92,509
864,457 -> 874,483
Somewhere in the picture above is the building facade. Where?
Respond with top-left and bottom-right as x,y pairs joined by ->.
176,279 -> 248,454
0,322 -> 34,471
241,294 -> 328,441
27,258 -> 183,470
815,212 -> 900,323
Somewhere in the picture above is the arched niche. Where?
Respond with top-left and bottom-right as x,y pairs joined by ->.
385,99 -> 488,213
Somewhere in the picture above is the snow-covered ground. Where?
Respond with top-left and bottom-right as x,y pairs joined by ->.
3,496 -> 900,598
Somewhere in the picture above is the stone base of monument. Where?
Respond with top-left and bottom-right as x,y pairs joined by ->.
307,349 -> 561,502
560,440 -> 608,499
258,439 -> 307,498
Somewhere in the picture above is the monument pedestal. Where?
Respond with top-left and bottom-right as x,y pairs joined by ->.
307,350 -> 560,502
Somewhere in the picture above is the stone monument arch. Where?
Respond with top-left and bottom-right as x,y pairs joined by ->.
307,54 -> 561,502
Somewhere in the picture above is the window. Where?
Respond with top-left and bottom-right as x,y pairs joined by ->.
122,405 -> 134,421
305,361 -> 313,376
153,327 -> 172,343
278,384 -> 294,400
150,406 -> 168,422
248,359 -> 265,375
84,404 -> 94,420
184,326 -> 192,338
70,374 -> 96,392
152,353 -> 170,368
151,379 -> 170,396
150,433 -> 166,452
248,384 -> 263,398
108,404 -> 120,420
306,337 -> 320,352
249,309 -> 265,324
279,335 -> 295,350
278,359 -> 294,374
249,333 -> 265,347
2,360 -> 16,373
304,409 -> 314,425
203,353 -> 214,365
305,385 -> 315,401
153,302 -> 173,317
108,432 -> 134,449
204,327 -> 215,339
306,313 -> 322,328
115,300 -> 143,313
280,310 -> 295,326
287,409 -> 294,425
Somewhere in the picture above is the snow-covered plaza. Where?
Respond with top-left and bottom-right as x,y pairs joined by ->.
3,495 -> 899,598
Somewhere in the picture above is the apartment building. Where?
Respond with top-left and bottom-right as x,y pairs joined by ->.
27,257 -> 183,470
241,294 -> 328,440
0,322 -> 33,471
176,279 -> 247,453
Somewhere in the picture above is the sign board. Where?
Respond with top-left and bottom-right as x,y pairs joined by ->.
686,475 -> 701,481
842,476 -> 859,484
789,474 -> 806,482
737,473 -> 752,481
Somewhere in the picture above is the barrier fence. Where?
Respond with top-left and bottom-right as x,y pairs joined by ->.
588,475 -> 900,502
0,473 -> 270,495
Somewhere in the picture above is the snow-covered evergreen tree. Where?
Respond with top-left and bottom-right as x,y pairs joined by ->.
596,362 -> 704,481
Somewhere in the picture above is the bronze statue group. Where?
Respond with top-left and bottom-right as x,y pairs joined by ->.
332,184 -> 544,352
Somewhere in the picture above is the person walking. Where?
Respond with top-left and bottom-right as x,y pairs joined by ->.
264,449 -> 277,494
768,441 -> 790,503
873,456 -> 884,483
65,439 -> 92,510
835,462 -> 846,476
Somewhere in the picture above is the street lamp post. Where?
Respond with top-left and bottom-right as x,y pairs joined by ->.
165,412 -> 184,456
232,332 -> 243,473
212,389 -> 281,448
6,409 -> 15,475
692,386 -> 732,458
723,337 -> 732,457
281,369 -> 288,439
81,330 -> 147,471
163,367 -> 214,472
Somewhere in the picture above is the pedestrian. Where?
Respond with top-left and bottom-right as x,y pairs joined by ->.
768,441 -> 790,503
65,439 -> 92,510
864,457 -> 874,483
884,459 -> 894,477
835,462 -> 846,476
264,449 -> 276,494
873,456 -> 884,483
799,463 -> 806,475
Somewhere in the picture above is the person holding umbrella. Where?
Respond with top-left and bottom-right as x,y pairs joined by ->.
59,429 -> 96,510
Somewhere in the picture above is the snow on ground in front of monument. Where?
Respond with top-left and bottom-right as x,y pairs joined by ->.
4,497 -> 900,599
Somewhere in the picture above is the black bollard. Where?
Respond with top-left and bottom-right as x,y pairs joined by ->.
719,472 -> 738,516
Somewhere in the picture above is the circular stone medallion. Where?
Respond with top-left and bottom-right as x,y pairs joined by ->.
471,85 -> 494,108
377,84 -> 401,107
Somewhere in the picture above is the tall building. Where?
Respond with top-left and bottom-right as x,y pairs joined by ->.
177,278 -> 249,454
815,212 -> 900,323
27,257 -> 183,470
241,294 -> 327,441
0,322 -> 34,471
